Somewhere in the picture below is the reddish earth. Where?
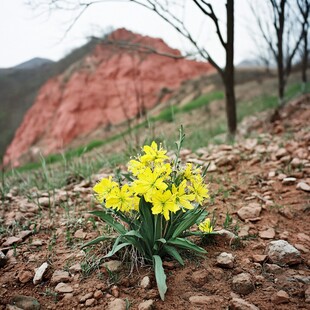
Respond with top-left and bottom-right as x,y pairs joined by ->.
0,95 -> 309,309
3,28 -> 214,168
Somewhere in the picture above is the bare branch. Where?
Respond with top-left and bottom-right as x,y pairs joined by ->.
192,0 -> 227,49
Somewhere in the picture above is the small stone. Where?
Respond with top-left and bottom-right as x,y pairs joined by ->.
94,290 -> 103,300
62,293 -> 74,301
79,292 -> 93,303
232,273 -> 255,295
275,148 -> 287,159
265,263 -> 283,274
252,255 -> 267,263
237,203 -> 262,221
140,276 -> 151,289
277,173 -> 287,180
259,228 -> 275,239
2,236 -> 22,247
51,270 -> 70,284
74,229 -> 87,239
238,226 -> 250,238
10,295 -> 40,310
33,262 -> 49,285
18,270 -> 33,283
297,233 -> 310,242
111,285 -> 120,298
230,298 -> 259,310
279,231 -> 289,240
138,299 -> 154,310
55,282 -> 73,293
216,252 -> 234,269
272,290 -> 289,304
191,270 -> 209,287
85,298 -> 96,307
282,177 -> 296,185
0,250 -> 8,268
38,197 -> 51,207
189,295 -> 224,305
294,244 -> 309,253
107,298 -> 127,310
297,182 -> 310,192
266,240 -> 302,266
69,263 -> 82,273
215,229 -> 238,241
103,260 -> 122,272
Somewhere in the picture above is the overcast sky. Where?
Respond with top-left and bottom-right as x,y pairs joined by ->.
0,0 -> 257,68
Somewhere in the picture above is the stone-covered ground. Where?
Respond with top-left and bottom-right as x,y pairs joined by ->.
0,95 -> 309,309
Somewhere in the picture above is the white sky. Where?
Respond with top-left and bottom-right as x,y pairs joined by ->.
0,0 -> 257,68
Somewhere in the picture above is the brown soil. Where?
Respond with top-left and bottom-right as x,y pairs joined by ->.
0,95 -> 309,310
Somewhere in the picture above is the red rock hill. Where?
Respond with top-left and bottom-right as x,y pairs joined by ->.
4,28 -> 214,167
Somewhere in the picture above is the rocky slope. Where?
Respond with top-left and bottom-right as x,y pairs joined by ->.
0,94 -> 309,309
3,28 -> 214,167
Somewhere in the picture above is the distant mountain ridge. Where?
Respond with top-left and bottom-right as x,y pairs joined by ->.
0,38 -> 99,160
13,57 -> 54,70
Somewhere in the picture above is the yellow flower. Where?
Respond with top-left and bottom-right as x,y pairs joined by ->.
140,141 -> 168,164
132,167 -> 168,202
128,158 -> 146,177
189,179 -> 209,205
106,184 -> 135,213
183,163 -> 203,184
172,180 -> 195,211
93,176 -> 118,203
198,218 -> 213,233
154,162 -> 172,179
151,190 -> 179,220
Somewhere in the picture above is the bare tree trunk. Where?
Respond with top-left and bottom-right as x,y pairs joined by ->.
278,0 -> 285,105
224,0 -> 236,138
301,30 -> 308,89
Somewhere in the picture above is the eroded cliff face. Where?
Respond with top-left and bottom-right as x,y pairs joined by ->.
4,28 -> 214,167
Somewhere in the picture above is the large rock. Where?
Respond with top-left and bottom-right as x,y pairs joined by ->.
237,203 -> 262,221
266,240 -> 302,266
3,28 -> 214,167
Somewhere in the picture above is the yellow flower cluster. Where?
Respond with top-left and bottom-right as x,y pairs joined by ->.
93,141 -> 209,220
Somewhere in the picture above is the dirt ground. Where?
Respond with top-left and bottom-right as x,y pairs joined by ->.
0,94 -> 309,309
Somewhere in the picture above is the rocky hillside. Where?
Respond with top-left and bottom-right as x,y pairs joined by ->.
0,38 -> 99,162
0,94 -> 309,309
3,28 -> 214,167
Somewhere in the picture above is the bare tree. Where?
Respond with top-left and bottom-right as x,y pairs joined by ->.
26,0 -> 238,139
297,0 -> 310,90
251,0 -> 305,105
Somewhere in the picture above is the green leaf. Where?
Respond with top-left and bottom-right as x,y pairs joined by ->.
124,230 -> 143,238
153,255 -> 167,301
138,197 -> 155,256
156,238 -> 166,244
104,242 -> 131,258
171,209 -> 203,239
90,211 -> 126,234
81,235 -> 114,249
163,245 -> 184,266
168,238 -> 207,254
